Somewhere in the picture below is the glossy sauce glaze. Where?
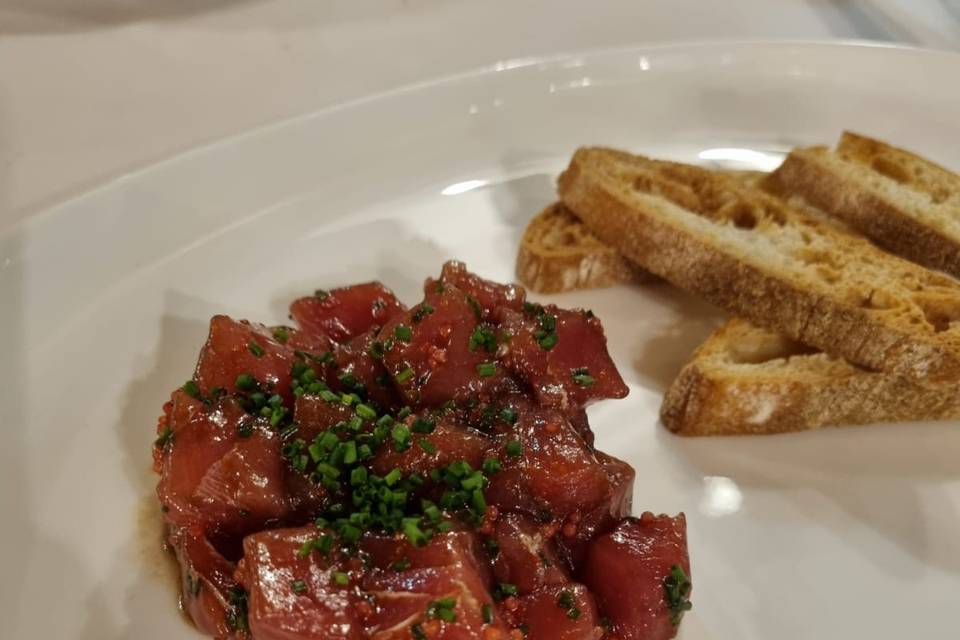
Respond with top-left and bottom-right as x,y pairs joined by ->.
152,261 -> 691,640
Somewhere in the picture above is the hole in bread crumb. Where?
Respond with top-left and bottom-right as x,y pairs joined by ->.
816,266 -> 841,284
871,156 -> 912,184
731,206 -> 757,230
932,189 -> 949,204
728,335 -> 820,364
860,289 -> 899,310
632,175 -> 653,193
914,295 -> 960,333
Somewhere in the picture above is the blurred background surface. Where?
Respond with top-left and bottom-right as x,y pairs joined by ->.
1,0 -> 957,228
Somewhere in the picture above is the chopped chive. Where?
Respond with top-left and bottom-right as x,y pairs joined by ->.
314,289 -> 330,300
468,326 -> 498,353
411,304 -> 434,324
476,362 -> 497,377
571,367 -> 595,387
247,341 -> 266,357
482,458 -> 502,475
394,325 -> 413,342
272,327 -> 290,343
342,441 -> 358,465
482,603 -> 494,624
394,367 -> 415,384
154,426 -> 174,449
392,424 -> 411,452
350,466 -> 368,486
411,416 -> 436,434
355,404 -> 377,420
537,332 -> 558,350
465,295 -> 483,319
426,597 -> 458,622
384,468 -> 403,487
182,380 -> 202,400
402,517 -> 428,546
418,438 -> 437,455
332,571 -> 350,586
505,440 -> 523,457
499,407 -> 518,424
235,373 -> 257,391
291,579 -> 307,595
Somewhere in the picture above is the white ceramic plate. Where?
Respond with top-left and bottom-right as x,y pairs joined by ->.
3,41 -> 960,640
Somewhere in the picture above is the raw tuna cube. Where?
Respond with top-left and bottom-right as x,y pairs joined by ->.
380,284 -> 506,407
157,393 -> 285,533
426,261 -> 526,319
360,532 -> 508,639
583,515 -> 691,640
370,416 -> 490,477
555,452 -> 635,570
484,407 -> 613,519
501,305 -> 627,408
290,282 -> 406,343
195,315 -> 330,404
514,583 -> 600,640
489,513 -> 568,594
331,330 -> 400,410
169,524 -> 242,639
237,527 -> 365,639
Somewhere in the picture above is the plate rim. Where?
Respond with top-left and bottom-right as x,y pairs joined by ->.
7,37 -> 960,236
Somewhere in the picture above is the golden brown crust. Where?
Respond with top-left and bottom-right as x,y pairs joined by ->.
661,318 -> 960,435
516,202 -> 655,293
765,142 -> 960,278
558,146 -> 960,382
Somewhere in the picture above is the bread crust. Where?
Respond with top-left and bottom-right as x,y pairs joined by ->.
558,147 -> 960,382
660,319 -> 960,435
765,144 -> 960,278
516,202 -> 655,293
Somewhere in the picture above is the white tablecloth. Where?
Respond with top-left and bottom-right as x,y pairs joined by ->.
1,0 -> 957,229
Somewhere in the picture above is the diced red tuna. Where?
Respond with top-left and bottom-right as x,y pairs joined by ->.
583,515 -> 690,640
330,330 -> 400,410
484,407 -> 613,519
169,524 -> 242,639
489,513 -> 568,594
157,391 -> 325,543
290,282 -> 406,344
370,417 -> 490,477
555,452 -> 635,570
360,532 -> 508,639
513,583 -> 600,640
426,261 -> 526,319
379,284 -> 507,407
237,527 -> 365,639
194,315 -> 330,404
501,306 -> 627,409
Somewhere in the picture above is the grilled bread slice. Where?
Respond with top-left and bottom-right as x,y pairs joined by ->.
661,318 -> 960,435
517,172 -> 767,294
765,132 -> 960,278
516,198 -> 959,434
517,202 -> 655,293
558,147 -> 960,382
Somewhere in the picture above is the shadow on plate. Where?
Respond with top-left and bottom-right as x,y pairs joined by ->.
629,283 -> 726,391
95,292 -> 220,638
660,419 -> 960,577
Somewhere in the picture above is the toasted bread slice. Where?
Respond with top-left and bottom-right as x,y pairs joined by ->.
765,132 -> 960,278
517,171 -> 767,294
558,147 -> 960,382
517,202 -> 655,293
661,318 -> 960,435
